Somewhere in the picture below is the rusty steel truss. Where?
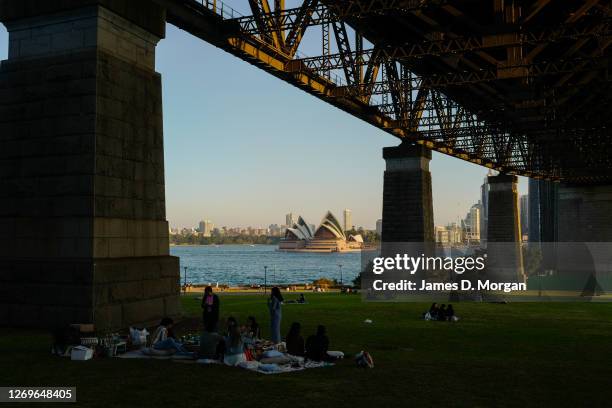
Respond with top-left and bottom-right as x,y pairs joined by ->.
158,0 -> 612,184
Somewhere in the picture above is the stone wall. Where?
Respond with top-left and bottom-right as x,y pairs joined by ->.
0,1 -> 180,329
486,174 -> 525,283
558,184 -> 612,242
487,175 -> 522,243
381,143 -> 434,243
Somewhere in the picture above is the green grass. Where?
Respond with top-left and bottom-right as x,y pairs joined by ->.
2,294 -> 612,407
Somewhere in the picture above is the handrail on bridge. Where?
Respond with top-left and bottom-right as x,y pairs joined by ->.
199,0 -> 243,19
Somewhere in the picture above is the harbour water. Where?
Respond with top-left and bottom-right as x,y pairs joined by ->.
171,244 -> 361,286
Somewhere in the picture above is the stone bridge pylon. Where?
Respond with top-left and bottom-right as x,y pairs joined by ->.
0,0 -> 180,329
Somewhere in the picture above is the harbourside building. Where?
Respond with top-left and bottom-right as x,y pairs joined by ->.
279,211 -> 364,252
198,219 -> 214,237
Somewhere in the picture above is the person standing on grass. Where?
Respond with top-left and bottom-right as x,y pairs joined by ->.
202,286 -> 220,332
267,286 -> 283,343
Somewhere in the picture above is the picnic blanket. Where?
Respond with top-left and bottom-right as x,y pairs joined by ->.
239,359 -> 333,375
116,348 -> 194,360
195,354 -> 333,375
117,349 -> 336,374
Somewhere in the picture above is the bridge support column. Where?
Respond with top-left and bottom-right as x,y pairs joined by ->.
557,184 -> 612,242
381,143 -> 434,243
0,0 -> 180,329
486,174 -> 525,282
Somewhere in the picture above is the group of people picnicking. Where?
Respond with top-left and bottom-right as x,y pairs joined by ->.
150,286 -> 335,365
423,303 -> 458,322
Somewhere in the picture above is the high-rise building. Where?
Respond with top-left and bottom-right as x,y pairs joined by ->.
519,194 -> 529,238
464,204 -> 481,243
435,223 -> 462,244
528,179 -> 541,243
480,170 -> 493,244
435,226 -> 450,244
343,209 -> 352,232
198,219 -> 214,237
285,213 -> 295,228
268,224 -> 282,236
376,219 -> 383,236
447,222 -> 463,244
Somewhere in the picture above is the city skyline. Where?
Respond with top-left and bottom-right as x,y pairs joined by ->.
174,208 -> 364,231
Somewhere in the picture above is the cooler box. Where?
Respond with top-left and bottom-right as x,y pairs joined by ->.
71,346 -> 94,361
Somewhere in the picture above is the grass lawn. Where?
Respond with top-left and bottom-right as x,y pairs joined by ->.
2,294 -> 612,407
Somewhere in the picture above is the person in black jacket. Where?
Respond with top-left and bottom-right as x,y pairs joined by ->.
201,286 -> 220,332
446,304 -> 456,321
438,304 -> 447,321
285,322 -> 305,357
305,325 -> 332,362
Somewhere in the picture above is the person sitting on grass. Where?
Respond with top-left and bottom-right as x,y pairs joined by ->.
199,322 -> 223,360
225,316 -> 238,336
243,316 -> 261,340
425,303 -> 439,320
438,304 -> 447,321
305,325 -> 334,362
446,304 -> 457,321
297,294 -> 306,304
285,322 -> 305,357
223,324 -> 246,366
151,318 -> 192,355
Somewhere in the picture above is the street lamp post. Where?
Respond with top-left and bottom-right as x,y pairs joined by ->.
264,265 -> 268,293
183,266 -> 188,294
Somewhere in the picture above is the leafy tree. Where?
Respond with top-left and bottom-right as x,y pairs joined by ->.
313,277 -> 337,287
523,245 -> 543,277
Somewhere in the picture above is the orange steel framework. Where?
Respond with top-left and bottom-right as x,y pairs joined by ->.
155,0 -> 611,184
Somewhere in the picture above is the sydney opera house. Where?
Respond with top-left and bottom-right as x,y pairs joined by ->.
279,211 -> 364,252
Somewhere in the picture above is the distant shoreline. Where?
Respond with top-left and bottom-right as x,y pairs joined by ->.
170,243 -> 269,247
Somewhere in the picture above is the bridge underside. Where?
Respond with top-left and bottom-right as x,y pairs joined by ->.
160,0 -> 610,184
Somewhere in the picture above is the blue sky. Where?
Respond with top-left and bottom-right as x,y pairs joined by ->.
0,14 -> 526,230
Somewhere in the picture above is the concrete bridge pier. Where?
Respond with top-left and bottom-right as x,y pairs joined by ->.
555,184 -> 612,296
486,174 -> 525,283
381,142 -> 434,244
380,142 -> 434,282
0,0 -> 180,329
557,184 -> 612,242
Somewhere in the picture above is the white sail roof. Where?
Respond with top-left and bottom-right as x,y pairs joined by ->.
315,211 -> 346,240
